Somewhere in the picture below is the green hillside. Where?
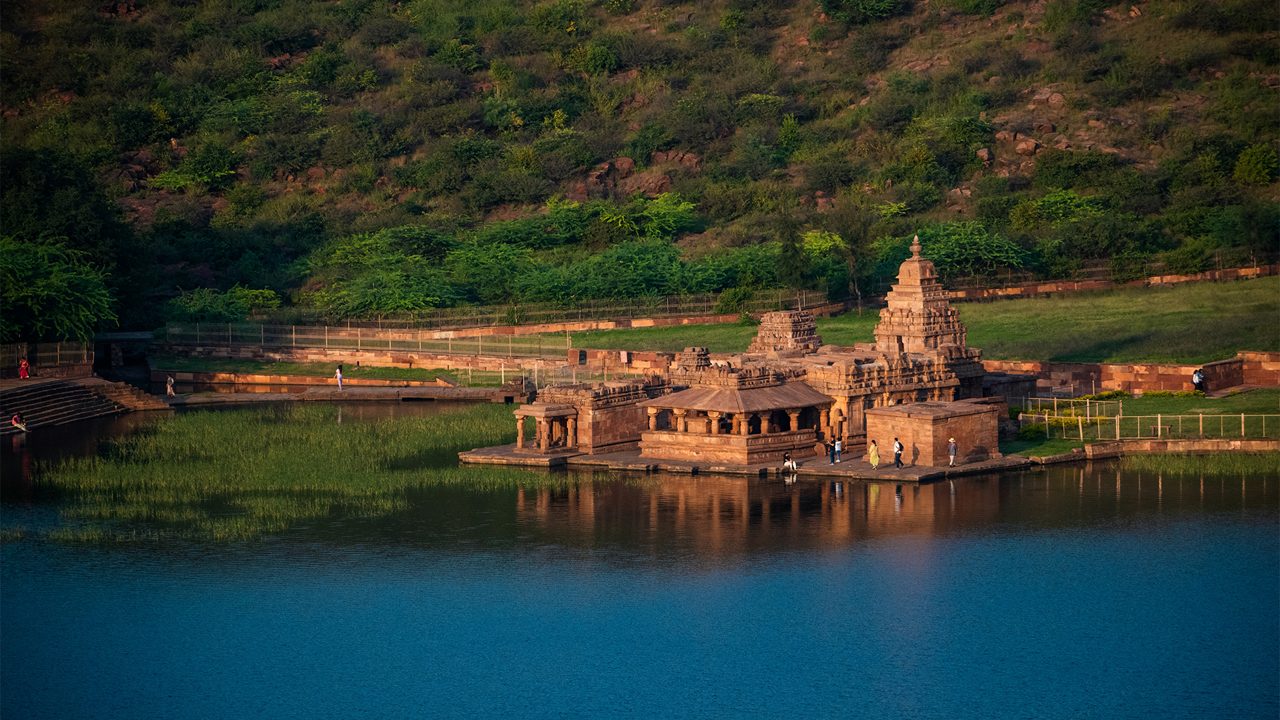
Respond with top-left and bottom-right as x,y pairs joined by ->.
2,0 -> 1277,337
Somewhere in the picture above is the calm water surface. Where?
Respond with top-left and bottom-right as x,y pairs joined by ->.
2,404 -> 1277,719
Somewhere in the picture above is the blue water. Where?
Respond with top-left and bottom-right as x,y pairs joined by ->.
2,411 -> 1277,718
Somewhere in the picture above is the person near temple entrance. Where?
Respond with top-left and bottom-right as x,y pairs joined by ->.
868,440 -> 880,470
827,441 -> 835,465
893,438 -> 904,468
834,438 -> 843,463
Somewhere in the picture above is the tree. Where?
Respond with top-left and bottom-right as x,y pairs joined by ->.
0,237 -> 117,342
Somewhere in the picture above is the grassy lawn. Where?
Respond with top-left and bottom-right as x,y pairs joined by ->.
1117,388 -> 1280,415
565,277 -> 1278,363
961,276 -> 1278,363
999,438 -> 1085,457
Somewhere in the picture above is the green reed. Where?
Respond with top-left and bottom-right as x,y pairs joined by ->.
1118,452 -> 1280,476
36,403 -> 588,543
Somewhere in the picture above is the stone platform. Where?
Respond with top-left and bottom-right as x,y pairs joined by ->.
459,443 -> 1033,483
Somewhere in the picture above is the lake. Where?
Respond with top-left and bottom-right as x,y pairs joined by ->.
2,403 -> 1277,719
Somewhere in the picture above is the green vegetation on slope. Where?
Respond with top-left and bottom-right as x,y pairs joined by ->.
2,0 -> 1277,334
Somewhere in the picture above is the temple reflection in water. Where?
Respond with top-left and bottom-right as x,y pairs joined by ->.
514,467 -> 1275,559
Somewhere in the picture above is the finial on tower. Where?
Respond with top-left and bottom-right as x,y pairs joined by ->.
910,234 -> 921,258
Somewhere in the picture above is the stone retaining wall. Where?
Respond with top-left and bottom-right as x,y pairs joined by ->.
1084,438 -> 1280,459
983,351 -> 1279,395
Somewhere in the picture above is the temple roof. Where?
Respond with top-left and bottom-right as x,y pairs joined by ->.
638,380 -> 832,413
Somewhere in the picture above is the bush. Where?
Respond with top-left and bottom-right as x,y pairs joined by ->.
1233,144 -> 1279,186
167,286 -> 281,323
820,0 -> 908,25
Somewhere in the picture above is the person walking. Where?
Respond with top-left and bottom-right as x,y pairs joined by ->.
335,364 -> 344,390
868,440 -> 880,470
834,438 -> 843,463
893,438 -> 904,469
827,440 -> 835,465
17,358 -> 29,380
165,375 -> 176,398
948,437 -> 958,467
1192,368 -> 1205,393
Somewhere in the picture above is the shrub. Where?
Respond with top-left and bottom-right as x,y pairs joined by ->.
820,0 -> 908,25
1233,144 -> 1279,186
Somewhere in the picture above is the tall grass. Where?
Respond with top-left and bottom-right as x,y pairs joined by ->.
36,404 -> 582,543
1118,452 -> 1280,476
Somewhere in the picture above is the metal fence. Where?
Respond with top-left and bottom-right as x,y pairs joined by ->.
1020,413 -> 1280,441
251,288 -> 832,329
1017,397 -> 1124,418
162,324 -> 575,360
1,341 -> 94,373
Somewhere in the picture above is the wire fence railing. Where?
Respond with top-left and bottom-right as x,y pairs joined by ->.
250,288 -> 832,329
1017,396 -> 1124,418
162,324 -> 575,360
1019,413 -> 1280,442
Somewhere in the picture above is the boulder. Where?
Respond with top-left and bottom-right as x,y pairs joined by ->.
1015,138 -> 1041,156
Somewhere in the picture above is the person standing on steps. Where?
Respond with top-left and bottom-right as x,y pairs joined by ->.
948,437 -> 957,467
18,357 -> 29,379
868,440 -> 880,470
335,364 -> 344,390
893,437 -> 904,469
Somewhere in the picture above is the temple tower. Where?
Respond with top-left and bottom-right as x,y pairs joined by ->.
873,236 -> 968,355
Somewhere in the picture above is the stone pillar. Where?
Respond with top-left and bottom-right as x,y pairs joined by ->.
733,414 -> 745,435
708,411 -> 721,435
788,409 -> 800,432
673,409 -> 687,433
647,407 -> 659,431
537,419 -> 549,452
761,413 -> 771,434
516,416 -> 525,449
566,417 -> 577,448
820,408 -> 830,438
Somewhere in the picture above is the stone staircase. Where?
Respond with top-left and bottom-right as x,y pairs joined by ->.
0,378 -> 167,435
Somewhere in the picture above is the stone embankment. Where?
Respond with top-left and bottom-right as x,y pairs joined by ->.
0,378 -> 168,435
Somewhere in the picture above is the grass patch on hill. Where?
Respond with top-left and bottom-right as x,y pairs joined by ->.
566,278 -> 1279,363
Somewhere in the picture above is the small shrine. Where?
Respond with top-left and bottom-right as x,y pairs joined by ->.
865,399 -> 1003,467
636,365 -> 832,465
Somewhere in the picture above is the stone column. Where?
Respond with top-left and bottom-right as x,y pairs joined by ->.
761,413 -> 771,434
733,414 -> 745,435
566,417 -> 577,447
788,409 -> 800,432
708,411 -> 721,435
820,408 -> 830,438
647,407 -> 659,431
673,409 -> 687,433
516,415 -> 525,449
537,419 -> 549,452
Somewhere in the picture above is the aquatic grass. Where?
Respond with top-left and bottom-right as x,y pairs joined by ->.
1118,452 -> 1280,477
37,403 -> 588,543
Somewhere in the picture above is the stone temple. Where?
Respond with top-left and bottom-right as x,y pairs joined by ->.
466,237 -> 1002,471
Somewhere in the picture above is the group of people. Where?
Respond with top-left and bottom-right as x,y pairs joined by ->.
788,436 -> 962,475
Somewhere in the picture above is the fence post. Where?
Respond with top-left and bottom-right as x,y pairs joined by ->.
1078,416 -> 1084,442
1115,415 -> 1121,440
325,326 -> 329,349
1157,414 -> 1162,438
1241,413 -> 1246,438
196,322 -> 201,345
357,327 -> 361,352
1086,399 -> 1091,420
292,326 -> 296,349
1199,413 -> 1203,437
227,324 -> 232,349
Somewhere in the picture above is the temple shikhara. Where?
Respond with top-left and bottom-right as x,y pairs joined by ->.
462,238 -> 1003,476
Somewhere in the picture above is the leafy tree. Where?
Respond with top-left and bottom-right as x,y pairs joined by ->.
916,222 -> 1026,279
0,237 -> 117,341
167,287 -> 281,323
1233,143 -> 1279,186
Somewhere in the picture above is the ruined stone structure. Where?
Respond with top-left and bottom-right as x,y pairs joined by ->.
746,311 -> 822,355
514,377 -> 669,454
636,365 -> 832,465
